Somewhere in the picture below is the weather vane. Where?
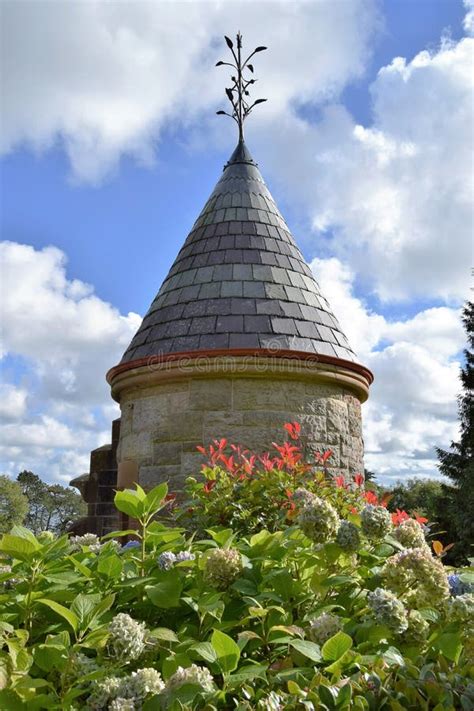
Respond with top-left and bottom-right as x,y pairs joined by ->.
216,32 -> 267,142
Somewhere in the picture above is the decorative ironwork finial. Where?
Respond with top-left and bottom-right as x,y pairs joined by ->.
216,32 -> 267,142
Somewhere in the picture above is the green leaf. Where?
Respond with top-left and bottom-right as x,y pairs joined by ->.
37,599 -> 78,632
437,632 -> 462,663
114,489 -> 141,518
290,639 -> 322,662
146,570 -> 182,608
71,594 -> 100,626
190,642 -> 217,664
211,629 -> 240,674
144,483 -> 168,515
227,664 -> 268,684
150,628 -> 179,643
337,683 -> 352,707
33,644 -> 68,673
322,631 -> 353,661
382,646 -> 405,667
0,689 -> 24,711
0,534 -> 38,561
10,526 -> 40,546
97,554 -> 123,579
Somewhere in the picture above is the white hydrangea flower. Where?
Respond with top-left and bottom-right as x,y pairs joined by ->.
87,676 -> 122,709
165,664 -> 214,694
449,593 -> 474,622
298,497 -> 339,543
157,552 -> 177,570
393,519 -> 428,549
309,612 -> 343,644
205,548 -> 243,590
70,533 -> 101,551
108,613 -> 147,661
293,488 -> 317,507
175,551 -> 195,563
336,520 -> 361,552
127,668 -> 165,699
367,588 -> 408,633
109,698 -> 136,711
360,505 -> 392,540
383,547 -> 450,607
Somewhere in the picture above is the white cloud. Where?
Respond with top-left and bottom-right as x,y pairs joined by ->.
0,241 -> 140,482
0,384 -> 28,422
0,0 -> 378,183
311,257 -> 464,483
255,18 -> 473,302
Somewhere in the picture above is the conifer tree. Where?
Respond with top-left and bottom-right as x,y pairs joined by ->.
437,301 -> 473,562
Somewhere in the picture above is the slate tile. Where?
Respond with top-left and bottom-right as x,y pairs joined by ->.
229,333 -> 260,348
206,297 -> 232,315
183,301 -> 208,318
255,223 -> 269,236
173,335 -> 201,351
259,334 -> 291,350
232,264 -> 253,281
215,315 -> 244,332
221,281 -> 243,297
224,249 -> 243,263
271,317 -> 298,335
188,316 -> 217,335
195,266 -> 215,284
314,341 -> 337,357
280,302 -> 303,319
215,222 -> 229,236
200,333 -> 229,349
255,299 -> 284,316
284,286 -> 306,303
241,221 -> 257,234
260,252 -> 278,266
229,220 -> 243,234
179,285 -> 201,301
198,282 -> 220,299
235,235 -> 252,249
242,250 -> 262,264
219,235 -> 235,250
264,283 -> 287,300
295,320 -> 319,339
243,281 -> 266,298
244,315 -> 271,332
213,264 -> 233,281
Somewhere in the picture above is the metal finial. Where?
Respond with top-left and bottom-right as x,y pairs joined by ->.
215,32 -> 267,141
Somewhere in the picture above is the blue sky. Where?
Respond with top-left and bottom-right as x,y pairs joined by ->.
1,0 -> 472,484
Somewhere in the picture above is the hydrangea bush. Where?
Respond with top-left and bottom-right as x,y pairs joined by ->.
0,424 -> 473,710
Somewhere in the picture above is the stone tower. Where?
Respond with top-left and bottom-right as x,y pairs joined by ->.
71,36 -> 372,532
106,139 -> 372,495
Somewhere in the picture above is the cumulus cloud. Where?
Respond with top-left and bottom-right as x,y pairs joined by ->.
311,257 -> 465,482
258,28 -> 473,303
0,0 -> 378,183
0,241 -> 140,482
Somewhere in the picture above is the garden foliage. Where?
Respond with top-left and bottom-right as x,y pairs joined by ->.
0,424 -> 473,710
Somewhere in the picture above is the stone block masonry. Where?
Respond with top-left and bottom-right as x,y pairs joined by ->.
115,367 -> 366,493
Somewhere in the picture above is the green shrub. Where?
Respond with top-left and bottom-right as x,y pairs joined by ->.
0,426 -> 473,710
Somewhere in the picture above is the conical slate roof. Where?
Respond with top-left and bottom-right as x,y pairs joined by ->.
120,141 -> 356,364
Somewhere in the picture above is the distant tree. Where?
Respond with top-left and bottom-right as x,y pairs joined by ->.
17,470 -> 87,535
0,475 -> 28,533
386,477 -> 458,561
436,301 -> 474,563
364,468 -> 376,483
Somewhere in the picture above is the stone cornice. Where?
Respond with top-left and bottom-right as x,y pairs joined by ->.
107,349 -> 373,403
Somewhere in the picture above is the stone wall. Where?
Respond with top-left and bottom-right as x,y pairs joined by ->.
117,375 -> 364,491
70,418 -> 120,535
